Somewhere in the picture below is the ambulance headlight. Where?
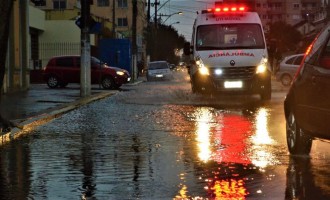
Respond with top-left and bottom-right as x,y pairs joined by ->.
199,65 -> 210,75
256,64 -> 267,74
256,57 -> 268,74
215,69 -> 223,75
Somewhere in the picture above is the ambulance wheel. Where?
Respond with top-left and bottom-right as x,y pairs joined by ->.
260,82 -> 271,101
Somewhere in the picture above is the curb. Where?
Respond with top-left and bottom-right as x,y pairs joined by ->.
0,91 -> 116,146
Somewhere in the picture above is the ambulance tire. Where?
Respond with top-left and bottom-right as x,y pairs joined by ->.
260,82 -> 271,101
191,81 -> 201,94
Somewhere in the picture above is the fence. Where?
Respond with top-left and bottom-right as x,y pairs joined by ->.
36,42 -> 81,68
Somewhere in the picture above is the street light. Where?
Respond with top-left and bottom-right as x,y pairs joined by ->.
161,12 -> 183,23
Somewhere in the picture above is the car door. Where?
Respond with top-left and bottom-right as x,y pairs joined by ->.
90,57 -> 103,84
71,57 -> 81,83
295,27 -> 330,137
56,57 -> 77,83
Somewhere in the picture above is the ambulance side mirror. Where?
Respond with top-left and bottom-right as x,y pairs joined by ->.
184,42 -> 192,55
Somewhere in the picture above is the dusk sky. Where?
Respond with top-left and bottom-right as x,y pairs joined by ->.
151,0 -> 217,40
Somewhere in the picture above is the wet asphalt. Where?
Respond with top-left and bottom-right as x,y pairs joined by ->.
0,71 -> 329,199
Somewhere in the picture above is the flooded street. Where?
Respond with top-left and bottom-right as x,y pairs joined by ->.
0,70 -> 330,199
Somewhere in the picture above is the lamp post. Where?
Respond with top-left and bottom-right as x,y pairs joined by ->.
159,12 -> 183,24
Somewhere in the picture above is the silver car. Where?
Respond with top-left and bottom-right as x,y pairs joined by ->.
146,61 -> 172,81
276,53 -> 304,86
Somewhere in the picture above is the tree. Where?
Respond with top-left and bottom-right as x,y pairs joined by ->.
0,0 -> 19,131
267,21 -> 303,54
145,23 -> 186,64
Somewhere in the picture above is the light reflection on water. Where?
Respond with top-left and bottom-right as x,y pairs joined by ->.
193,106 -> 278,167
188,106 -> 280,199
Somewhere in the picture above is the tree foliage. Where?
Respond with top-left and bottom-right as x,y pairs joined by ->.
145,23 -> 186,64
266,21 -> 302,53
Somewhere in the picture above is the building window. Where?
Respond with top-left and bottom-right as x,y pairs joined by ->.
53,0 -> 66,9
117,18 -> 128,27
97,0 -> 109,7
118,0 -> 128,8
32,0 -> 46,6
293,3 -> 300,9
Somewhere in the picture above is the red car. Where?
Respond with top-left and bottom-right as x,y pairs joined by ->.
43,55 -> 131,89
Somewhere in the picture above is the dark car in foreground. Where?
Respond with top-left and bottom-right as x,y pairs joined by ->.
284,24 -> 330,155
43,55 -> 131,89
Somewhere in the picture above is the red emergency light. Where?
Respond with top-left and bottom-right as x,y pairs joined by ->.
202,5 -> 247,14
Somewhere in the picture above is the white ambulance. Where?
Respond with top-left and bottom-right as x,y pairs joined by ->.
184,3 -> 271,100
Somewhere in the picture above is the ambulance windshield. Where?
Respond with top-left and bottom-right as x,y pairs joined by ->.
196,24 -> 265,50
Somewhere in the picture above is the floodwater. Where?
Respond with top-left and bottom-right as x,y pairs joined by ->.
0,70 -> 329,199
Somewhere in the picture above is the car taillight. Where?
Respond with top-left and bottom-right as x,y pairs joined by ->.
305,44 -> 312,55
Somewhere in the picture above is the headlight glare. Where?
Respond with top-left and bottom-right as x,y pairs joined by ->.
116,71 -> 125,76
199,66 -> 209,75
256,64 -> 266,74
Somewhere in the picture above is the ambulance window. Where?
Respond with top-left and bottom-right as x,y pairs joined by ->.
196,24 -> 264,50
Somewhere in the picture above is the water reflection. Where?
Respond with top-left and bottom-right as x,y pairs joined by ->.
194,107 -> 277,167
210,179 -> 248,199
250,108 -> 278,168
285,156 -> 330,199
195,107 -> 212,162
191,106 -> 279,198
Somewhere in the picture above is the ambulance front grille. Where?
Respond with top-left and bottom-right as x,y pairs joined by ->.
210,66 -> 256,79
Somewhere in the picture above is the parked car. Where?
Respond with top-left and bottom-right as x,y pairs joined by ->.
284,24 -> 330,155
146,61 -> 172,81
276,53 -> 304,86
43,55 -> 131,89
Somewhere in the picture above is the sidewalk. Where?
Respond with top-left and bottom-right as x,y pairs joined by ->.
0,80 -> 143,145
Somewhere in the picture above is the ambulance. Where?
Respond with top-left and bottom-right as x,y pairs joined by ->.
184,3 -> 271,100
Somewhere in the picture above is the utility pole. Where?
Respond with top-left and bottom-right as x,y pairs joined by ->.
147,0 -> 151,24
154,0 -> 159,26
132,0 -> 138,81
112,0 -> 116,38
80,0 -> 91,97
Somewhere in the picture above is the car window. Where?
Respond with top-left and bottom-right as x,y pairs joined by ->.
293,55 -> 303,65
56,57 -> 73,67
149,62 -> 169,69
319,37 -> 330,69
305,26 -> 330,65
285,57 -> 296,65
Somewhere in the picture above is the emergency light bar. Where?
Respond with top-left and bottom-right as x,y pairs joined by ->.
201,5 -> 247,14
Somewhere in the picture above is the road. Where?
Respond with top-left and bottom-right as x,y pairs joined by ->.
0,69 -> 329,199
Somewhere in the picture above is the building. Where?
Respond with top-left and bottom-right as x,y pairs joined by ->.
2,0 -> 147,93
254,0 -> 328,33
30,0 -> 147,63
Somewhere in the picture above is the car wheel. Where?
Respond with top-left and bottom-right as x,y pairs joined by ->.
101,76 -> 115,89
47,75 -> 59,88
191,79 -> 200,94
281,74 -> 292,86
286,111 -> 312,155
